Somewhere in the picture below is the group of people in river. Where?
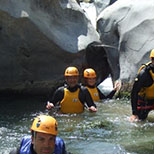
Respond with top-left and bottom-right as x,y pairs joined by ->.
9,49 -> 154,154
46,66 -> 120,114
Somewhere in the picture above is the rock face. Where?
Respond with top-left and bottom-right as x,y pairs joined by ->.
0,10 -> 85,96
0,0 -> 100,96
1,0 -> 153,96
0,0 -> 100,53
97,0 -> 154,82
85,41 -> 115,85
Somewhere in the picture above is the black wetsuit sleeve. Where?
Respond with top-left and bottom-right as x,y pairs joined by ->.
98,88 -> 116,99
131,67 -> 153,115
50,87 -> 64,106
131,80 -> 141,115
79,86 -> 96,108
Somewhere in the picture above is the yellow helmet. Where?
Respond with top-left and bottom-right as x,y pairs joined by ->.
84,68 -> 96,78
31,115 -> 58,135
150,49 -> 154,58
64,66 -> 79,76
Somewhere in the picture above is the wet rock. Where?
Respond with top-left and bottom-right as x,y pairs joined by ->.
97,0 -> 154,82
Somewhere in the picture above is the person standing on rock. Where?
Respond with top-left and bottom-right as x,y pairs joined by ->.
46,66 -> 97,114
83,68 -> 121,102
130,49 -> 154,122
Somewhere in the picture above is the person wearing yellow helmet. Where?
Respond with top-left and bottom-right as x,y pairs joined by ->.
9,115 -> 69,154
83,68 -> 120,102
46,66 -> 97,114
130,49 -> 154,122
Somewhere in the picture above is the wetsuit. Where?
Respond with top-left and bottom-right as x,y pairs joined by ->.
9,136 -> 68,154
49,84 -> 96,113
131,62 -> 154,120
86,85 -> 116,102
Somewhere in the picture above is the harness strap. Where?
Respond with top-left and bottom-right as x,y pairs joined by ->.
137,105 -> 154,110
137,97 -> 154,110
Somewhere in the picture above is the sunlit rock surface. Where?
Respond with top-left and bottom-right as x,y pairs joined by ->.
97,0 -> 154,82
0,0 -> 100,53
0,10 -> 85,95
0,0 -> 100,95
1,0 -> 152,95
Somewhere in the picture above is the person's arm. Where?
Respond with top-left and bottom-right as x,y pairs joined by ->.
106,90 -> 116,99
130,77 -> 141,122
98,88 -> 116,99
98,80 -> 121,99
46,87 -> 64,109
51,87 -> 64,105
131,79 -> 140,116
79,86 -> 97,112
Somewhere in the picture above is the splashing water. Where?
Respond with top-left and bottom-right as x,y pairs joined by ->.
0,97 -> 154,154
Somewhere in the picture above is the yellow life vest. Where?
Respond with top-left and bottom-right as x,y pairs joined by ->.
137,61 -> 151,74
60,88 -> 84,114
86,87 -> 100,102
138,62 -> 154,99
143,70 -> 154,99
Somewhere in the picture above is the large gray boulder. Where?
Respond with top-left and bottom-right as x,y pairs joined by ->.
0,0 -> 101,96
97,0 -> 154,82
0,0 -> 100,53
0,10 -> 84,96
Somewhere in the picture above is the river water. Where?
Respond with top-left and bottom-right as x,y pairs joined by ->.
0,97 -> 154,154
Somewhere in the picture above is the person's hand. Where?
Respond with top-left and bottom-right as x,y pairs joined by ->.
88,106 -> 97,112
129,115 -> 139,122
114,80 -> 121,92
46,101 -> 54,109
